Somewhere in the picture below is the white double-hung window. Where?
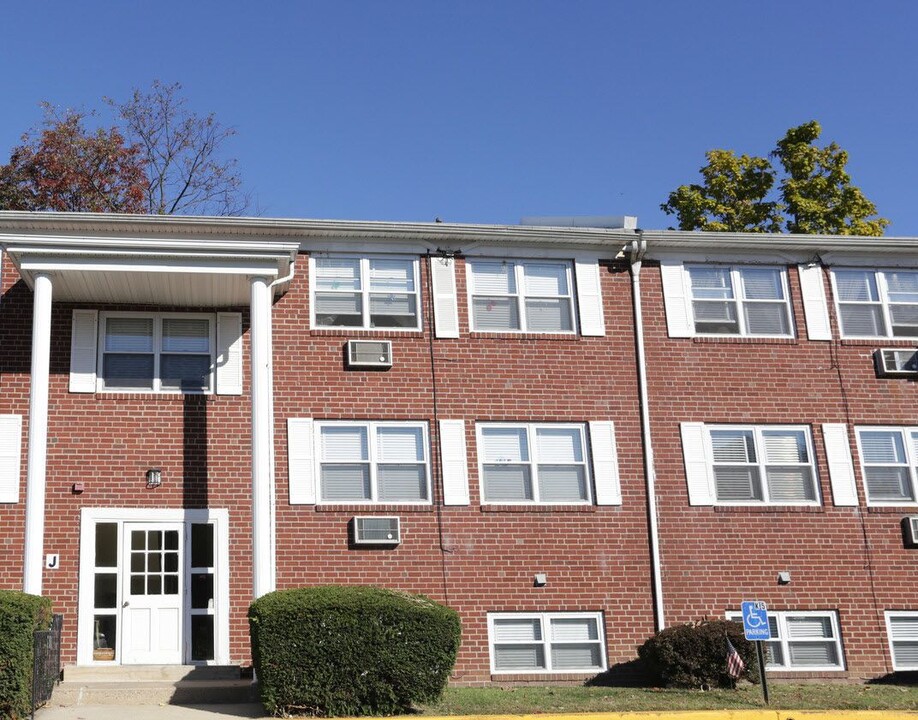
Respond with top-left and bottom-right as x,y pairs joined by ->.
468,260 -> 575,333
312,256 -> 420,330
687,265 -> 792,337
886,612 -> 918,670
477,423 -> 591,504
100,313 -> 214,393
727,611 -> 844,671
832,269 -> 918,338
855,427 -> 918,505
316,422 -> 431,503
488,612 -> 606,674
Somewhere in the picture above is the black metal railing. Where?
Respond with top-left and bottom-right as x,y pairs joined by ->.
32,614 -> 63,718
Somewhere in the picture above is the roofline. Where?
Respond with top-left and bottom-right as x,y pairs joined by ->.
640,229 -> 918,253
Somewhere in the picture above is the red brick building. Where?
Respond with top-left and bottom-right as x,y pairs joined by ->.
0,212 -> 914,682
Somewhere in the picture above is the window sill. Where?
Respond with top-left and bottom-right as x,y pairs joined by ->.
90,393 -> 218,403
692,336 -> 798,345
310,328 -> 422,337
840,338 -> 918,347
314,504 -> 434,513
713,505 -> 824,514
481,504 -> 598,513
470,332 -> 581,342
490,671 -> 602,682
867,505 -> 918,513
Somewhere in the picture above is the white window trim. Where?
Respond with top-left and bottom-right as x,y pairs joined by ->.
727,610 -> 845,672
487,611 -> 607,674
97,311 -> 215,394
830,267 -> 918,340
309,254 -> 423,332
476,422 -> 593,505
705,424 -> 821,507
854,426 -> 918,507
885,611 -> 918,671
314,420 -> 432,505
685,264 -> 794,338
465,258 -> 578,334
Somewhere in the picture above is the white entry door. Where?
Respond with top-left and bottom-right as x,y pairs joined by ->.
120,523 -> 184,664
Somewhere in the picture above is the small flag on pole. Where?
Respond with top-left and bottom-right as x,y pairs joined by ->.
726,636 -> 745,679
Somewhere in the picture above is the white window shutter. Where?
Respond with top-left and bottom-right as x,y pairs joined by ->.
660,261 -> 693,337
0,415 -> 22,503
287,418 -> 316,504
216,312 -> 243,395
822,424 -> 859,506
589,421 -> 621,505
69,309 -> 98,393
798,265 -> 832,341
680,422 -> 715,505
430,257 -> 460,338
574,259 -> 606,336
439,419 -> 469,505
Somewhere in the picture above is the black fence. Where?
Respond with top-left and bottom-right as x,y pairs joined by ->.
32,614 -> 63,718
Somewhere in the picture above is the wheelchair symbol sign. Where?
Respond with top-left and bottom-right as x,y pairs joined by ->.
741,600 -> 771,640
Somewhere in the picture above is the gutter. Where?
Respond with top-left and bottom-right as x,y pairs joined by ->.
629,234 -> 666,632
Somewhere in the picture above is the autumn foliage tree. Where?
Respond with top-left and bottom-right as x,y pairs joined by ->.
662,121 -> 888,236
0,108 -> 148,213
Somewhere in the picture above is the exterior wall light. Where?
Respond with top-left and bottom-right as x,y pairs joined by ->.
146,468 -> 162,488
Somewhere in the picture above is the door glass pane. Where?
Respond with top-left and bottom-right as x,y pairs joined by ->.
164,575 -> 179,595
93,615 -> 117,660
191,574 -> 215,609
131,552 -> 145,572
94,574 -> 117,609
130,576 -> 144,594
191,524 -> 215,568
191,616 -> 215,661
95,523 -> 117,567
148,531 -> 162,551
147,575 -> 162,595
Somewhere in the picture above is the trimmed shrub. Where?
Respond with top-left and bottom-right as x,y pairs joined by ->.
249,585 -> 460,716
0,590 -> 53,719
637,619 -> 757,689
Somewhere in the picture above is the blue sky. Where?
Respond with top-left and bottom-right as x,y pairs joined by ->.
2,1 -> 916,233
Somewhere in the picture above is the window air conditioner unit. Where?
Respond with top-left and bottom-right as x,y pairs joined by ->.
346,340 -> 393,368
352,516 -> 401,545
903,516 -> 918,548
875,348 -> 918,377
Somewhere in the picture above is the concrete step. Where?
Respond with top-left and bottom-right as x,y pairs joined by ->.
51,666 -> 258,706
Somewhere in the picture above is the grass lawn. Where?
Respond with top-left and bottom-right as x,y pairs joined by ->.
419,683 -> 918,714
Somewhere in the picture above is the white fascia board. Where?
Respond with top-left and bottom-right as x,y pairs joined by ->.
652,248 -> 811,266
1,233 -> 300,256
19,256 -> 281,276
641,230 -> 918,255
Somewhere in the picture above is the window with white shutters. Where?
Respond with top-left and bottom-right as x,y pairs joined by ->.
832,268 -> 918,338
728,611 -> 843,671
708,426 -> 819,505
886,612 -> 918,670
855,427 -> 918,505
687,265 -> 792,337
311,256 -> 421,330
477,424 -> 591,504
100,313 -> 214,393
489,612 -> 606,673
316,422 -> 431,504
468,260 -> 575,333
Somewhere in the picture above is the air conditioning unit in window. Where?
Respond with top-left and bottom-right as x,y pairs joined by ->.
902,516 -> 918,548
352,516 -> 401,545
874,348 -> 918,377
346,340 -> 393,368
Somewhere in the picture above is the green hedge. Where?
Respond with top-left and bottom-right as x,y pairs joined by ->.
249,585 -> 460,716
0,590 -> 53,719
637,619 -> 757,689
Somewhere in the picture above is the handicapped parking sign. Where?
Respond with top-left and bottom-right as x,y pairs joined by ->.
741,600 -> 771,641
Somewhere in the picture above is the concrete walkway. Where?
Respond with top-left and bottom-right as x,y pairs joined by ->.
34,708 -> 918,720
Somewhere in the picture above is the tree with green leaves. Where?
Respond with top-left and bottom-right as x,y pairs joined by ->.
662,122 -> 888,236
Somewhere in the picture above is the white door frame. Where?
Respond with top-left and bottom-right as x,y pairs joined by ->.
77,508 -> 230,666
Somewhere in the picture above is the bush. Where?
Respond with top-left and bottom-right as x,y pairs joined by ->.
249,585 -> 461,716
637,620 -> 757,689
0,590 -> 53,719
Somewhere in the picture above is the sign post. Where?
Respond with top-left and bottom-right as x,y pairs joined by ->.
741,600 -> 770,705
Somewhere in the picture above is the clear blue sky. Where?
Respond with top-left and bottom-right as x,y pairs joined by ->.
2,1 -> 916,233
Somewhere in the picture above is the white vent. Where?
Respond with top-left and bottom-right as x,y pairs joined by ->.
347,340 -> 392,368
875,348 -> 918,377
352,516 -> 401,545
904,516 -> 918,547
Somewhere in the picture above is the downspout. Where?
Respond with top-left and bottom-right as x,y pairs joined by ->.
629,235 -> 665,632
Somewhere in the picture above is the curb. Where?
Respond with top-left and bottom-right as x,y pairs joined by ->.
422,713 -> 918,720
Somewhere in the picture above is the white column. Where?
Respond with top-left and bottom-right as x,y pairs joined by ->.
250,276 -> 275,598
23,273 -> 53,595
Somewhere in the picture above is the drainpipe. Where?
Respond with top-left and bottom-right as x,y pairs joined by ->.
629,236 -> 665,632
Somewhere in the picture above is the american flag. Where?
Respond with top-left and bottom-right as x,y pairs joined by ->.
726,636 -> 745,679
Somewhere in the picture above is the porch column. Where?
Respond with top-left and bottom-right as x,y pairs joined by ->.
250,276 -> 275,598
23,272 -> 53,595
